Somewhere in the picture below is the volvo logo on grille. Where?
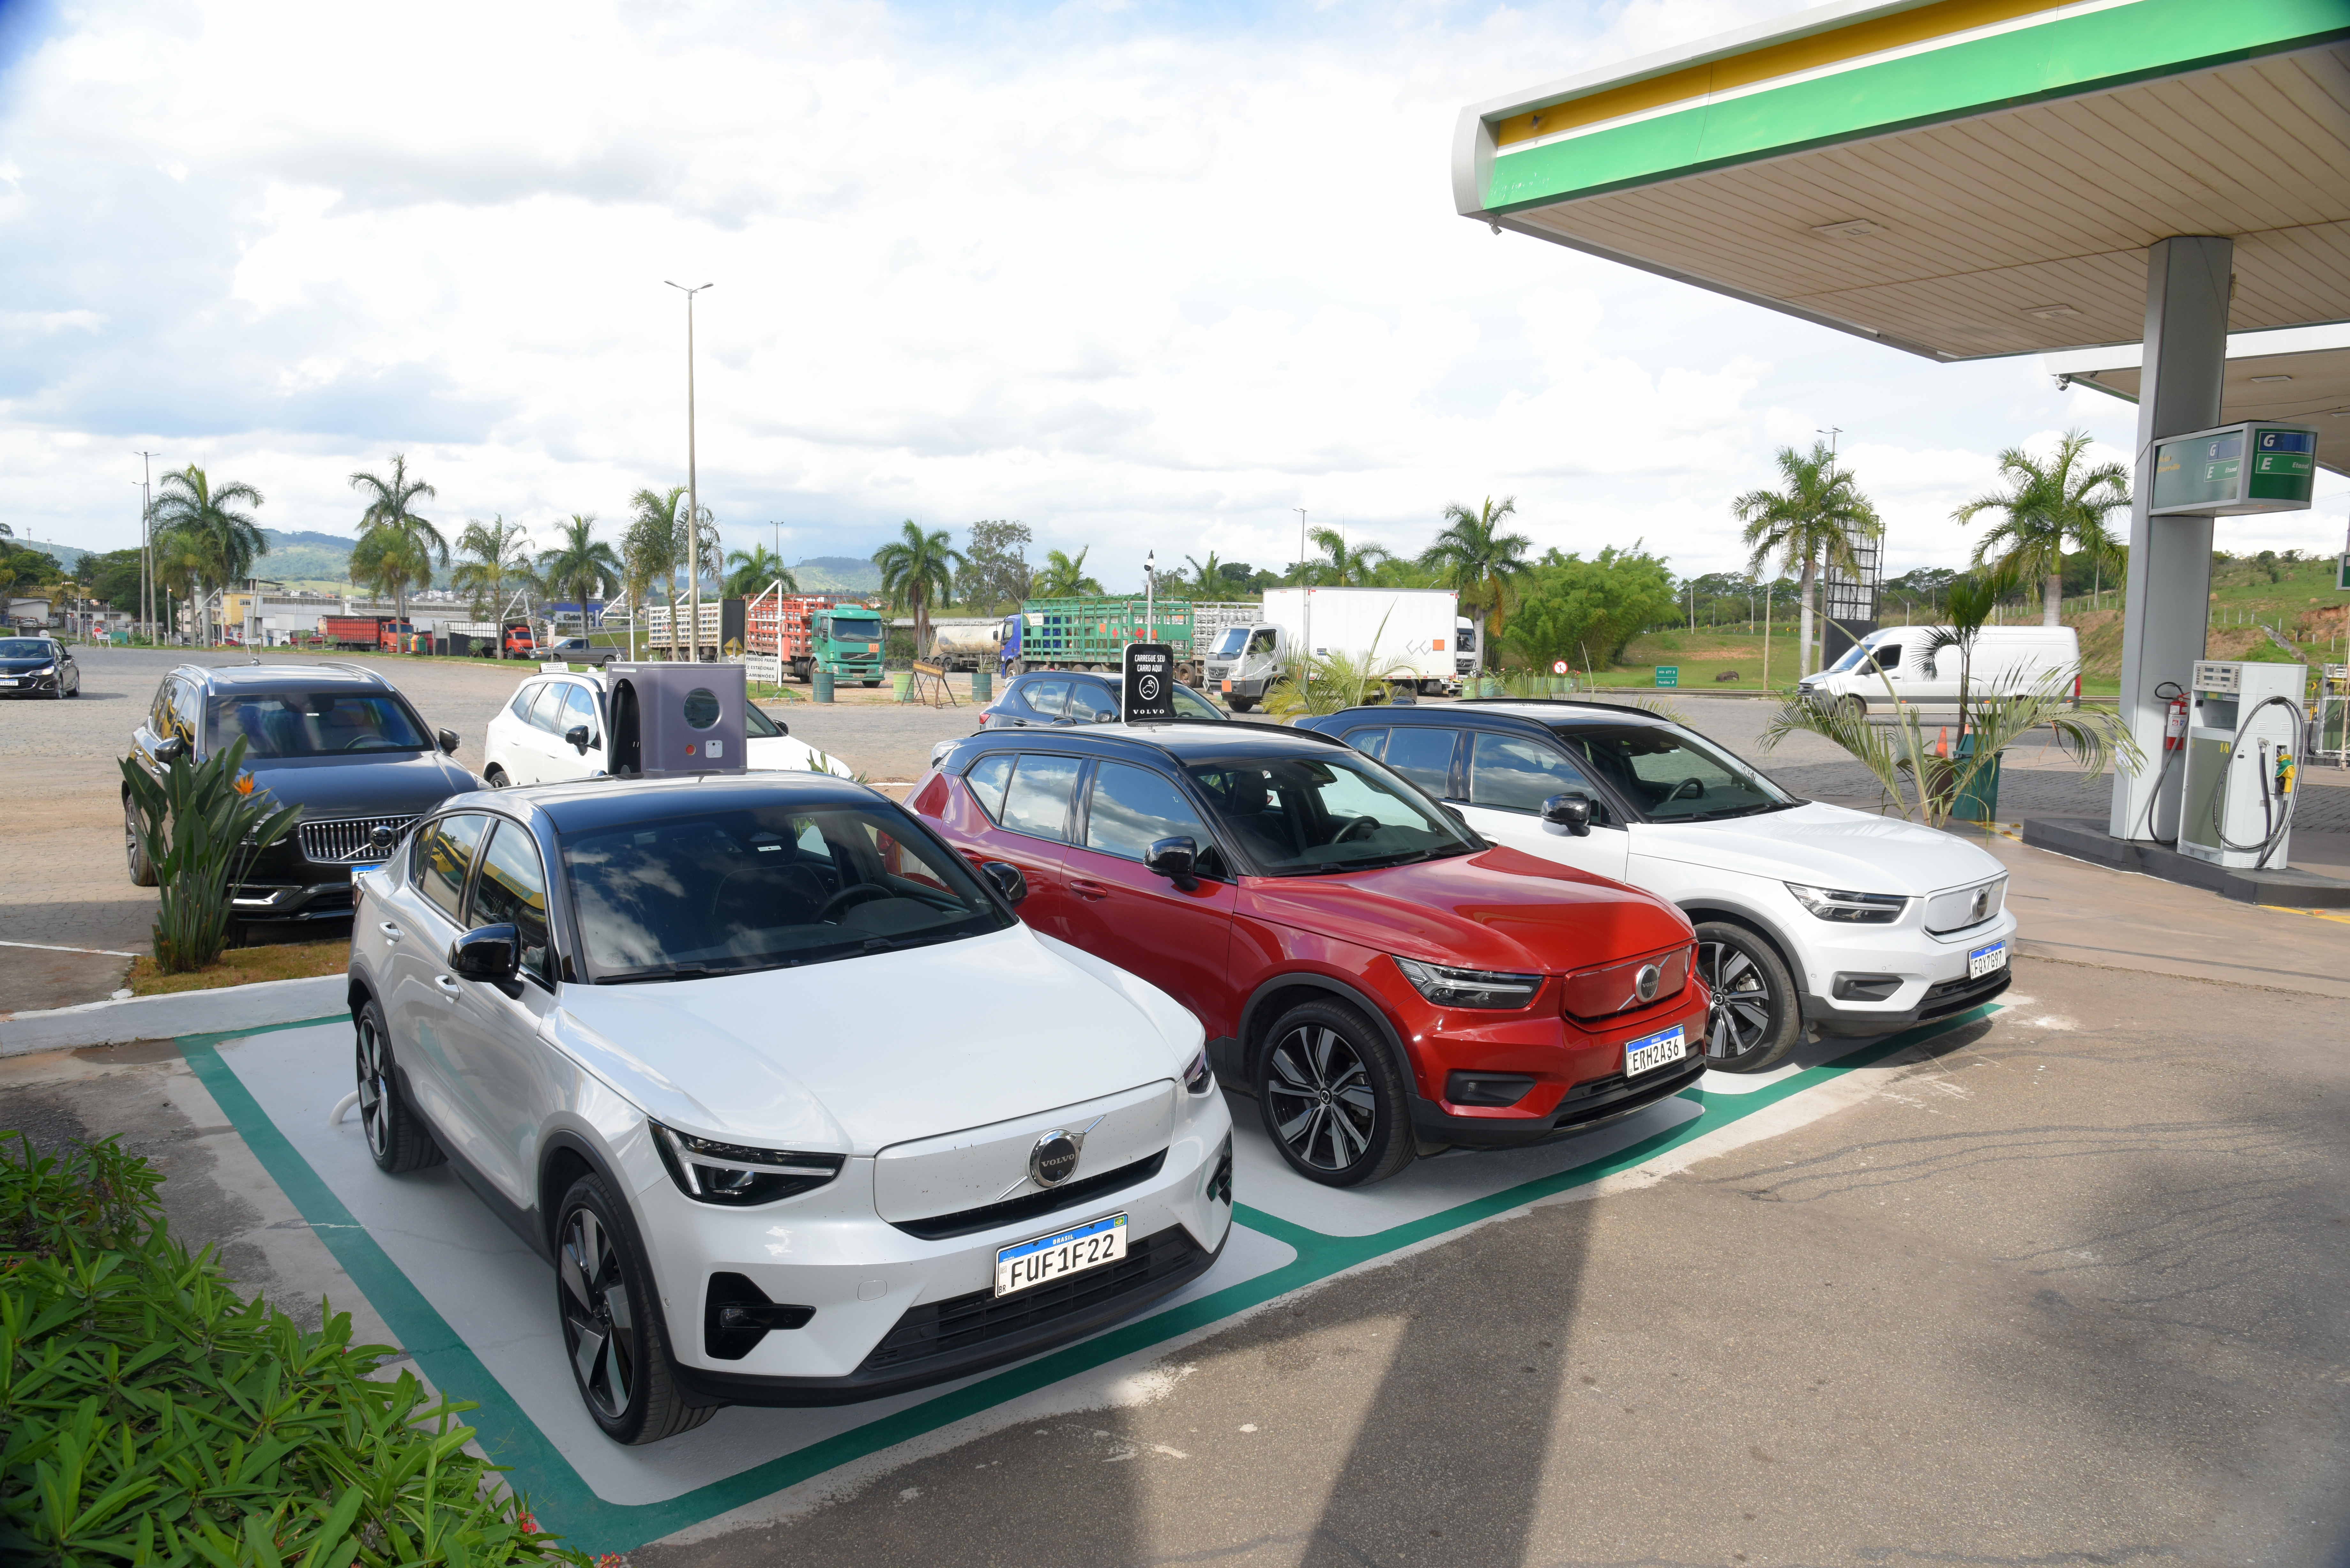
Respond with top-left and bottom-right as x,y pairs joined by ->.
1970,886 -> 1990,923
1635,963 -> 1662,1004
1029,1131 -> 1081,1187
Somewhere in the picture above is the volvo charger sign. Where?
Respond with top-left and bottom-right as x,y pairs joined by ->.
1122,641 -> 1177,723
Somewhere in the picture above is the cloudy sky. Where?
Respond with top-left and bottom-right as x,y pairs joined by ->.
3,0 -> 2343,589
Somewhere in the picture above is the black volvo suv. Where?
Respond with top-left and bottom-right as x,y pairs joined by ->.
125,662 -> 479,930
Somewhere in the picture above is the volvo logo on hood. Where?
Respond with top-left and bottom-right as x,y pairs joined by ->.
1029,1130 -> 1081,1188
1635,963 -> 1662,1005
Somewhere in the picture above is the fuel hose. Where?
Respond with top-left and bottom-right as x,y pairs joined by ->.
2209,694 -> 2306,869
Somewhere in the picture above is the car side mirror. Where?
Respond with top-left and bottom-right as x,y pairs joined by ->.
771,718 -> 788,737
1542,794 -> 1594,836
437,728 -> 460,755
448,923 -> 522,995
1094,712 -> 1115,725
155,737 -> 187,764
1440,803 -> 1466,825
1144,835 -> 1199,891
565,724 -> 593,754
980,860 -> 1028,906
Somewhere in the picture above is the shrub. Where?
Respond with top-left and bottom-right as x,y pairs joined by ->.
118,736 -> 302,972
0,1132 -> 587,1566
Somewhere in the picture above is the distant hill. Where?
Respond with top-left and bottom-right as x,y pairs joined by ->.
253,529 -> 360,585
7,537 -> 88,571
791,555 -> 881,592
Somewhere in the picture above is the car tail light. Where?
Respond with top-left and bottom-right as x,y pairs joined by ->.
1560,945 -> 1692,1021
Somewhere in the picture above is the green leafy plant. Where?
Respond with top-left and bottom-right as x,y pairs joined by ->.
118,738 -> 302,972
0,1132 -> 588,1566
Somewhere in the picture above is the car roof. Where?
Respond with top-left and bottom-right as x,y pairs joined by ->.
499,770 -> 882,833
1314,699 -> 1677,731
182,661 -> 394,692
951,720 -> 1347,767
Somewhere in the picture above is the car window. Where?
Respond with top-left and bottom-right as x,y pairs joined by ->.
744,703 -> 783,738
1553,723 -> 1796,823
1186,754 -> 1476,876
1339,726 -> 1387,759
561,683 -> 600,741
470,820 -> 554,986
210,692 -> 430,758
172,680 -> 204,747
1022,678 -> 1071,717
1084,762 -> 1214,864
1380,727 -> 1459,796
1001,754 -> 1081,841
509,682 -> 542,722
966,753 -> 1013,819
414,813 -> 492,926
1067,682 -> 1117,722
529,684 -> 568,733
1172,686 -> 1222,720
1867,643 -> 1903,674
1469,731 -> 1598,814
1247,629 -> 1276,655
150,680 -> 175,737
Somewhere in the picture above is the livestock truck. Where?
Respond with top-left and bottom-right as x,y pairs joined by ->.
747,594 -> 886,685
998,598 -> 1260,685
1200,587 -> 1462,712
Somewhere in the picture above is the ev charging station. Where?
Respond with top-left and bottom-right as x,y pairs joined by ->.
604,661 -> 749,779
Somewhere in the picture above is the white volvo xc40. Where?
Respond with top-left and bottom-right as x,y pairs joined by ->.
347,772 -> 1232,1443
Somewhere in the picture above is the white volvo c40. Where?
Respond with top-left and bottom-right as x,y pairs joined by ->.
347,772 -> 1232,1443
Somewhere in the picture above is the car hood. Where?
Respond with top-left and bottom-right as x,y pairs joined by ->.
1631,802 -> 2003,894
545,924 -> 1195,1155
746,734 -> 856,779
0,656 -> 58,672
1239,846 -> 1693,974
238,750 -> 481,819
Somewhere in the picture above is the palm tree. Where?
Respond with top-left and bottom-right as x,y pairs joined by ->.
724,545 -> 797,599
1952,429 -> 2129,626
1033,547 -> 1103,599
538,515 -> 623,638
872,521 -> 966,660
1419,496 -> 1532,676
1183,551 -> 1223,597
143,465 -> 266,645
1732,444 -> 1880,677
452,516 -> 537,619
348,456 -> 446,623
1296,525 -> 1394,587
625,485 -> 719,655
350,527 -> 434,621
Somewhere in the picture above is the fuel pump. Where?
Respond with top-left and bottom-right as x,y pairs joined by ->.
2176,660 -> 2306,870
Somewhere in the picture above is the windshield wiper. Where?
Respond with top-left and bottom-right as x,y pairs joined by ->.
600,961 -> 734,985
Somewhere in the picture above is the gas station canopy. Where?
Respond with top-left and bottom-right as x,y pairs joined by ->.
1452,0 -> 2350,364
2044,324 -> 2350,474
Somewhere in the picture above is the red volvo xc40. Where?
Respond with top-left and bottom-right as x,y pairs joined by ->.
911,722 -> 1709,1187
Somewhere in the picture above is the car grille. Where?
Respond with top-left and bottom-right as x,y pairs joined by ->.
857,1225 -> 1206,1375
890,1151 -> 1168,1241
299,815 -> 417,865
1923,875 -> 2006,934
1919,966 -> 2012,1019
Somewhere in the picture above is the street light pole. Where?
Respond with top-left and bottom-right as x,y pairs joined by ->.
135,451 -> 158,641
666,281 -> 713,662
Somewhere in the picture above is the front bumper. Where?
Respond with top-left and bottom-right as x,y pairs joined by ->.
635,1098 -> 1235,1406
0,668 -> 62,695
1791,908 -> 2020,1037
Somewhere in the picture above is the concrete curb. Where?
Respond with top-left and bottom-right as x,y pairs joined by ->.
0,974 -> 346,1057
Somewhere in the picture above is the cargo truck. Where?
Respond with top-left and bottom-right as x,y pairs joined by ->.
997,598 -> 1260,684
1200,587 -> 1461,711
320,614 -> 413,652
749,594 -> 886,685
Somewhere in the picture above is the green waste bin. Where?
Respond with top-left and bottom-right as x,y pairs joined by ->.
892,670 -> 915,703
972,668 -> 992,702
1949,735 -> 2002,823
813,669 -> 835,703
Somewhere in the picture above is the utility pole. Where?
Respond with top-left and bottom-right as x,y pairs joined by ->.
135,451 -> 158,642
666,281 -> 713,662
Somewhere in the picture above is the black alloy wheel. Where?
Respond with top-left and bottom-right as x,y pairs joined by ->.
483,765 -> 510,788
553,1174 -> 711,1444
354,1000 -> 445,1172
1255,998 -> 1415,1187
1693,921 -> 1801,1074
124,794 -> 157,887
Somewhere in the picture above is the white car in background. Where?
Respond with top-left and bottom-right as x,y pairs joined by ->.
484,668 -> 854,787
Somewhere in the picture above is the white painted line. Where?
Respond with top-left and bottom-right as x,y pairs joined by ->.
0,938 -> 140,958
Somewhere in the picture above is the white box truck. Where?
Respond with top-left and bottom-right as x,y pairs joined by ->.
1200,587 -> 1461,712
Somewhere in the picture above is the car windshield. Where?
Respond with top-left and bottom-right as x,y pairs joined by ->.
1551,723 -> 1798,823
826,616 -> 880,641
561,802 -> 1013,982
1185,754 -> 1477,876
1210,627 -> 1250,658
210,692 -> 430,757
1824,640 -> 1884,674
0,639 -> 51,658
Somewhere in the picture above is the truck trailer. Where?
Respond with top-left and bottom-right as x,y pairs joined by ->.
748,595 -> 886,685
1200,587 -> 1461,711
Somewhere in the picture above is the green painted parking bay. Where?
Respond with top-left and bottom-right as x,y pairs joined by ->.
185,1010 -> 1994,1556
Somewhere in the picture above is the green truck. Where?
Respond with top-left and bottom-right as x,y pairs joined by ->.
1002,598 -> 1256,685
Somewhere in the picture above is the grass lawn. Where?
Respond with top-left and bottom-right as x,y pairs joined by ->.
129,938 -> 350,997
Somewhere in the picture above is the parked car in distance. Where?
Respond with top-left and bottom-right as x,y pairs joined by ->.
483,668 -> 853,787
547,637 -> 618,667
0,636 -> 79,698
980,671 -> 1227,729
1296,700 -> 2017,1072
912,722 -> 1708,1187
124,661 -> 476,932
1798,625 -> 2080,713
347,772 -> 1232,1441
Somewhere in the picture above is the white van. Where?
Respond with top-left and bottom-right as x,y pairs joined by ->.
1798,625 -> 2080,712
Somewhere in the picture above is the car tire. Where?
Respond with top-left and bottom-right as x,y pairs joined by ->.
124,794 -> 158,887
1838,696 -> 1867,723
555,1172 -> 715,1445
484,765 -> 510,788
355,999 -> 446,1173
1254,997 -> 1417,1187
1694,921 -> 1801,1074
1228,697 -> 1256,713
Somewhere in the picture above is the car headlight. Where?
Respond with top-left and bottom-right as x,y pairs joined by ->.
1785,882 -> 1909,923
651,1122 -> 844,1206
1182,1048 -> 1214,1096
30,663 -> 54,675
1394,957 -> 1543,1010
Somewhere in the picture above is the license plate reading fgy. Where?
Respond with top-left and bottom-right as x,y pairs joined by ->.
1968,940 -> 2008,979
1623,1024 -> 1687,1078
995,1213 -> 1127,1298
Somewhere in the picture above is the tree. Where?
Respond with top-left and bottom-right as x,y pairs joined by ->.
872,521 -> 965,661
1502,547 -> 1679,672
1419,496 -> 1533,676
1295,526 -> 1395,587
348,456 -> 445,624
1033,547 -> 1103,599
145,465 -> 267,646
958,520 -> 1033,610
1182,551 -> 1223,598
1733,443 -> 1880,676
81,548 -> 145,612
538,515 -> 623,631
452,516 -> 538,619
349,528 -> 434,621
724,544 -> 797,599
1951,429 -> 2128,625
627,486 -> 716,657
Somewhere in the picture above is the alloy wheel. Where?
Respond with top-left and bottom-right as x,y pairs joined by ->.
122,800 -> 140,876
1698,940 -> 1775,1059
559,1209 -> 637,1420
1265,1025 -> 1378,1172
355,1014 -> 393,1158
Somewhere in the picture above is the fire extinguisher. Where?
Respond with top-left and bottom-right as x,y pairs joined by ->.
2162,688 -> 2188,751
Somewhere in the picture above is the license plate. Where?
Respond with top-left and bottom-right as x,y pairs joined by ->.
1968,940 -> 2007,979
1624,1024 -> 1687,1078
995,1213 -> 1127,1298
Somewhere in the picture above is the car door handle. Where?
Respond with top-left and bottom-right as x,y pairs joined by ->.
379,922 -> 404,940
1069,879 -> 1110,901
435,975 -> 463,996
